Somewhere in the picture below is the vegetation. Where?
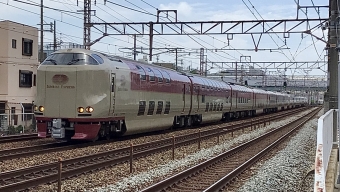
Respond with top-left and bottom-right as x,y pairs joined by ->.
6,124 -> 36,134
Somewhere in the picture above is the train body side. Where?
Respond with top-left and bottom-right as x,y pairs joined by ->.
35,48 -> 309,141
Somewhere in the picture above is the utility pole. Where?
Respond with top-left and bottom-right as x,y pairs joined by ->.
133,34 -> 137,60
326,0 -> 339,112
40,0 -> 43,63
84,0 -> 91,50
199,48 -> 204,75
53,20 -> 57,52
235,62 -> 238,83
175,49 -> 178,71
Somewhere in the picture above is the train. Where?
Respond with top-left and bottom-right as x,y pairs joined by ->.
34,48 -> 308,141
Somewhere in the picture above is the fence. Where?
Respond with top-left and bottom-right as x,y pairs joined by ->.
0,113 -> 36,135
314,109 -> 338,192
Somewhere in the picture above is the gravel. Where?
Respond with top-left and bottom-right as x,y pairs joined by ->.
0,138 -> 57,151
41,108 -> 316,192
232,108 -> 323,192
0,111 -> 284,172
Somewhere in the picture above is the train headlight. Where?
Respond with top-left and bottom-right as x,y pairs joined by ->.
39,106 -> 44,112
86,106 -> 94,113
34,105 -> 38,111
78,107 -> 84,113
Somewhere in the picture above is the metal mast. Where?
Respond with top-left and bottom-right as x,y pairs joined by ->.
40,0 -> 43,63
83,0 -> 91,50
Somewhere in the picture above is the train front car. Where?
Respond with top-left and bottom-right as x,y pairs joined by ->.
34,49 -> 112,141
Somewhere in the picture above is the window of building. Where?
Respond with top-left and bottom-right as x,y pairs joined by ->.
0,103 -> 5,114
147,101 -> 155,115
164,101 -> 170,114
19,70 -> 33,88
22,38 -> 33,56
33,74 -> 36,86
11,107 -> 17,125
12,39 -> 16,49
22,103 -> 33,121
137,101 -> 146,116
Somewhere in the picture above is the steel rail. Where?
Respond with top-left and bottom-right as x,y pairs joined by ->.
0,107 -> 305,161
0,107 -> 308,191
0,134 -> 42,144
140,107 -> 320,192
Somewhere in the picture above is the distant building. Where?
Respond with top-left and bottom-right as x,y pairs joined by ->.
0,20 -> 38,132
152,62 -> 176,70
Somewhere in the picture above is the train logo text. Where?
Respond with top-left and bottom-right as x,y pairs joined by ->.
52,74 -> 69,85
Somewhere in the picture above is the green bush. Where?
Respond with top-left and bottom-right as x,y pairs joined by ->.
16,125 -> 23,133
8,125 -> 16,134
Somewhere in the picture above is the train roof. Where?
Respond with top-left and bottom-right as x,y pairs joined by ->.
229,84 -> 253,92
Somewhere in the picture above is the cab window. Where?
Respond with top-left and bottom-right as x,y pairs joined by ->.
91,54 -> 104,64
41,53 -> 98,65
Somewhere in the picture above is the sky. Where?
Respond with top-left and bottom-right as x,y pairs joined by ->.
0,0 -> 329,77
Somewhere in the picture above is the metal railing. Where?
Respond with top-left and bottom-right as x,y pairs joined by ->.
314,109 -> 338,192
0,113 -> 36,135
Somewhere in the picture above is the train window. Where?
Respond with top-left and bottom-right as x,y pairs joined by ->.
146,67 -> 155,82
137,101 -> 146,116
91,54 -> 104,64
147,101 -> 155,115
154,69 -> 164,83
161,70 -> 171,83
217,103 -> 220,111
135,65 -> 146,81
156,101 -> 163,114
205,103 -> 209,112
41,53 -> 99,65
221,103 -> 223,111
164,101 -> 171,114
202,95 -> 205,103
209,102 -> 213,111
213,103 -> 217,111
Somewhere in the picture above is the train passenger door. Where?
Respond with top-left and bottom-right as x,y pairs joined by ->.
182,84 -> 185,113
110,73 -> 116,115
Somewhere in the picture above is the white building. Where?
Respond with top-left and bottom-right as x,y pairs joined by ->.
0,20 -> 39,132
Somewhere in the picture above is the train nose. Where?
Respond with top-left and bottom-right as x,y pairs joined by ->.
44,67 -> 77,118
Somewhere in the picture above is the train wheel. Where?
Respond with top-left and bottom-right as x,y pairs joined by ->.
92,135 -> 99,142
106,133 -> 111,140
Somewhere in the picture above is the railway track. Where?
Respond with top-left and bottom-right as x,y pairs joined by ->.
0,107 -> 306,161
0,134 -> 50,144
140,107 -> 321,192
0,107 -> 310,191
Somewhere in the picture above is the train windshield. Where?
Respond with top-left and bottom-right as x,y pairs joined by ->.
41,53 -> 99,65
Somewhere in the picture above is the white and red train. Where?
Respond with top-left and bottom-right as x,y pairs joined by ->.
34,48 -> 307,141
